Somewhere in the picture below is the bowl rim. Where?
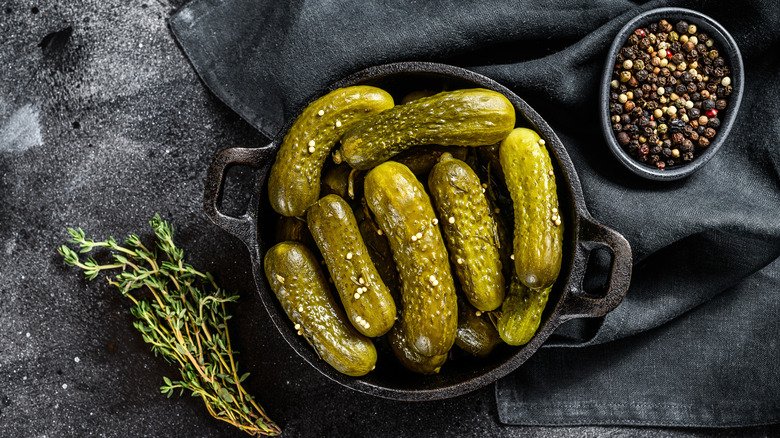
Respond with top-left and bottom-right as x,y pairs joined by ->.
599,7 -> 745,181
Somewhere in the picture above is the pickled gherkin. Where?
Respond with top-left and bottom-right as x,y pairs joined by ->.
268,85 -> 393,217
388,323 -> 447,375
263,241 -> 377,376
428,153 -> 505,311
364,161 -> 457,357
307,195 -> 396,338
340,88 -> 515,170
455,296 -> 503,357
499,128 -> 563,290
496,277 -> 551,346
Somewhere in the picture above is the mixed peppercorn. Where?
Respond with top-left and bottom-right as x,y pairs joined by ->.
609,19 -> 733,169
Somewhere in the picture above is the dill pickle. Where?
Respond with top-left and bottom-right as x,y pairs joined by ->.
263,241 -> 377,376
428,153 -> 505,311
455,296 -> 503,357
364,161 -> 457,357
496,276 -> 551,346
268,85 -> 394,216
353,199 -> 401,302
394,145 -> 468,176
307,195 -> 396,338
388,324 -> 447,375
340,88 -> 515,170
499,128 -> 563,290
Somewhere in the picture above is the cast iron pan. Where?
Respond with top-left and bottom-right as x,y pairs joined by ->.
203,62 -> 632,401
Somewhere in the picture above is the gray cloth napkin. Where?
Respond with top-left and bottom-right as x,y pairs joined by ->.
169,0 -> 780,427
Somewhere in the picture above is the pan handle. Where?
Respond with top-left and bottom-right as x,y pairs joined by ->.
558,215 -> 632,321
203,146 -> 275,249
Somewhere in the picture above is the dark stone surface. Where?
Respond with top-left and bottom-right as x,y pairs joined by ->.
0,1 -> 776,437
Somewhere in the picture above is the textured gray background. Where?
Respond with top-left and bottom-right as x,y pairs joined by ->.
0,1 -> 776,437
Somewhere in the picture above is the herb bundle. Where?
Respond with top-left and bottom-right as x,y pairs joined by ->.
58,215 -> 280,436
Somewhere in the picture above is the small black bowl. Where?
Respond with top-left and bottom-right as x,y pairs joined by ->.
600,7 -> 744,181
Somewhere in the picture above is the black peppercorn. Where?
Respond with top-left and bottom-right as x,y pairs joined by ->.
686,82 -> 698,93
628,33 -> 640,45
649,134 -> 660,144
672,132 -> 684,145
676,84 -> 687,95
672,53 -> 685,65
669,118 -> 685,132
651,143 -> 663,154
689,131 -> 699,141
638,144 -> 649,155
636,69 -> 649,82
715,99 -> 727,110
613,123 -> 622,132
704,127 -> 717,139
610,103 -> 623,114
681,72 -> 693,83
681,139 -> 694,152
708,117 -> 721,129
690,92 -> 701,102
661,147 -> 672,157
714,57 -> 725,68
698,136 -> 710,147
648,154 -> 660,165
675,20 -> 689,34
617,131 -> 630,146
662,138 -> 673,149
713,67 -> 725,78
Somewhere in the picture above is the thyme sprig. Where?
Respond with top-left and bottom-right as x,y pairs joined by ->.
58,214 -> 281,436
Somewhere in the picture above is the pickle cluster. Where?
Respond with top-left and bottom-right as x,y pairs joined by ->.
264,85 -> 564,377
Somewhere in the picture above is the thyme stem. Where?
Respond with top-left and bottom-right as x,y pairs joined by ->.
58,214 -> 280,436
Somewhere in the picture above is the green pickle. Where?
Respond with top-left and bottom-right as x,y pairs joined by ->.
263,241 -> 377,376
364,161 -> 457,357
496,277 -> 551,346
499,127 -> 563,290
307,195 -> 397,338
268,85 -> 394,217
429,153 -> 505,311
388,324 -> 447,375
455,296 -> 503,357
340,88 -> 515,170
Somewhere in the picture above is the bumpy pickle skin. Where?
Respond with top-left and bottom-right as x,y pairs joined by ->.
263,242 -> 377,376
364,161 -> 457,357
499,128 -> 563,290
455,296 -> 503,357
340,88 -> 516,170
496,276 -> 551,346
268,85 -> 394,217
388,323 -> 447,375
428,153 -> 505,311
307,195 -> 397,338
